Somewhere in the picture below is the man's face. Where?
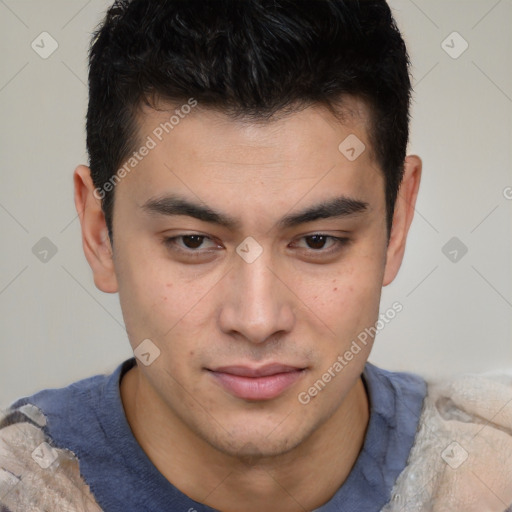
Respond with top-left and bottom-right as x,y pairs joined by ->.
109,99 -> 390,457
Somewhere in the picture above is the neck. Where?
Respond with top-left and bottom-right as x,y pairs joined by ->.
121,365 -> 369,512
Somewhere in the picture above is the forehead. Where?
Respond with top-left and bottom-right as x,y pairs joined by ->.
115,98 -> 384,226
135,96 -> 373,161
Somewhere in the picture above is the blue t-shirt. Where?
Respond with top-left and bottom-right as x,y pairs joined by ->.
7,359 -> 426,511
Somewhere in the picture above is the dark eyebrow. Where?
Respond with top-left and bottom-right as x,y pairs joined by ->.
141,194 -> 241,230
140,194 -> 368,230
278,195 -> 369,229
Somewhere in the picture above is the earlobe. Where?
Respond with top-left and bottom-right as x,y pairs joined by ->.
382,155 -> 422,286
73,165 -> 118,293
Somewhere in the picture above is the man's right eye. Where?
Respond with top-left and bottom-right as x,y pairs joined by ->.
162,234 -> 223,257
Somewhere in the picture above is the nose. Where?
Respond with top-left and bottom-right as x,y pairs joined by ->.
218,252 -> 295,344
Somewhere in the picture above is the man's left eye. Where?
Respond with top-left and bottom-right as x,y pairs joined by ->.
293,235 -> 349,251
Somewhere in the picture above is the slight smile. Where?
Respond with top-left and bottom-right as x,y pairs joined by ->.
207,364 -> 308,401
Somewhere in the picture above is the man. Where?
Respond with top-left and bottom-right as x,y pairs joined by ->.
1,0 -> 511,511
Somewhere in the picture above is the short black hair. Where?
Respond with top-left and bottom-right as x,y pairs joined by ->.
86,0 -> 411,243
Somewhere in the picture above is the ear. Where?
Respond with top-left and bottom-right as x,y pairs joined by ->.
382,155 -> 422,286
73,165 -> 118,293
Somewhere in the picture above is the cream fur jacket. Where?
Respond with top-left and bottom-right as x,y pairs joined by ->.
1,371 -> 512,511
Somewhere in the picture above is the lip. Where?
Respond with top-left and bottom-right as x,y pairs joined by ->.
207,364 -> 306,401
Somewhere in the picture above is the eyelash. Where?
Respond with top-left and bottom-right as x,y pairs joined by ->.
162,234 -> 350,259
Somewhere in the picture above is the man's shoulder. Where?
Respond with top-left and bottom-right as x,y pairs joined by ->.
365,361 -> 426,389
363,361 -> 428,411
0,361 -> 134,511
0,403 -> 103,511
384,370 -> 512,511
7,365 -> 115,414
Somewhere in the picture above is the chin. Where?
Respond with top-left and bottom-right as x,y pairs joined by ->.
222,437 -> 301,461
198,418 -> 311,461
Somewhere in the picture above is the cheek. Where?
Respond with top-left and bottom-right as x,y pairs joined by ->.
306,260 -> 379,306
114,246 -> 182,342
116,250 -> 223,358
299,253 -> 384,339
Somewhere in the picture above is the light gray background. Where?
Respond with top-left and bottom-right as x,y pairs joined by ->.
1,0 -> 511,407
